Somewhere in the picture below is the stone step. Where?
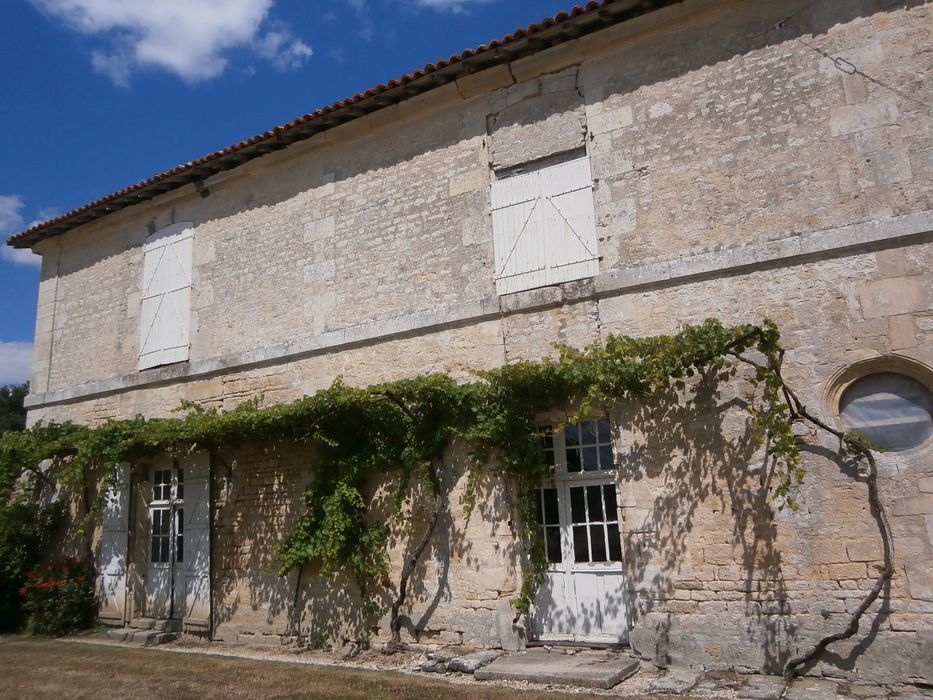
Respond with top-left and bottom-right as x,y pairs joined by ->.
474,649 -> 640,689
417,649 -> 504,674
128,618 -> 182,632
107,627 -> 178,646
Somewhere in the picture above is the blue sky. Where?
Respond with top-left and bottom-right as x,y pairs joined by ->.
0,0 -> 571,386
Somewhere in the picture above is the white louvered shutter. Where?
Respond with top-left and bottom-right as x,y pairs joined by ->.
491,156 -> 599,295
139,223 -> 193,370
181,451 -> 211,630
96,465 -> 129,625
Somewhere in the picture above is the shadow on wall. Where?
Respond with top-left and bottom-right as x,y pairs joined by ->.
210,442 -> 323,645
207,436 -> 525,651
368,439 -> 524,649
615,368 -> 895,677
615,368 -> 793,674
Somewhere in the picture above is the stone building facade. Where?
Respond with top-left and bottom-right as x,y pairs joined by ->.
9,0 -> 933,684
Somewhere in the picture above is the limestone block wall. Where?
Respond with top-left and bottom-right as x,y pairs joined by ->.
25,318 -> 506,426
579,0 -> 932,270
600,245 -> 932,683
208,441 -> 521,650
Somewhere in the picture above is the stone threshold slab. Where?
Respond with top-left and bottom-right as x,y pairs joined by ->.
474,649 -> 640,689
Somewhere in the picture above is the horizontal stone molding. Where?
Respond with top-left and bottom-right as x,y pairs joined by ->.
595,210 -> 933,296
25,210 -> 933,410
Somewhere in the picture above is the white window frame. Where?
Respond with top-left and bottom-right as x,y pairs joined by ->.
537,419 -> 622,574
490,155 -> 599,296
138,222 -> 193,370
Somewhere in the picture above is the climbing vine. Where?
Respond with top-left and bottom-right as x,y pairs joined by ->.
0,319 -> 892,682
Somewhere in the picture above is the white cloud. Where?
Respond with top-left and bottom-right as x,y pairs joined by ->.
0,196 -> 24,234
348,0 -> 496,19
31,0 -> 313,85
0,195 -> 41,268
91,49 -> 132,87
0,341 -> 33,386
255,22 -> 313,71
344,0 -> 374,41
409,0 -> 496,12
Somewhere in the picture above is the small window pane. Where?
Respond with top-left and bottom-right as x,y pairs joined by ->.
587,485 -> 604,521
150,537 -> 161,563
581,421 -> 598,445
543,488 -> 559,525
533,491 -> 543,523
573,526 -> 589,563
582,447 -> 599,471
153,509 -> 168,535
565,424 -> 579,447
840,372 -> 933,451
599,445 -> 614,470
539,426 -> 554,450
597,419 -> 611,443
570,487 -> 586,523
545,526 -> 561,563
590,525 -> 607,561
603,485 -> 618,520
566,448 -> 582,472
176,511 -> 184,563
153,470 -> 171,501
607,523 -> 622,561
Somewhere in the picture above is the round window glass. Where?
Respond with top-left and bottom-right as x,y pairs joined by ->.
839,372 -> 933,451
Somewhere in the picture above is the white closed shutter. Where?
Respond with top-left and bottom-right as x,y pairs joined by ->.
139,222 -> 193,370
491,156 -> 599,295
96,465 -> 129,625
180,451 -> 211,629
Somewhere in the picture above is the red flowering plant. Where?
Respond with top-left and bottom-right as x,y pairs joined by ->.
20,557 -> 96,636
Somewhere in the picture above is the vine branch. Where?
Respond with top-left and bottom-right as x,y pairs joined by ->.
729,349 -> 895,685
374,389 -> 445,650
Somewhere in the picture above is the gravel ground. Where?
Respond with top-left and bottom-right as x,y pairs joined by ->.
65,635 -> 736,698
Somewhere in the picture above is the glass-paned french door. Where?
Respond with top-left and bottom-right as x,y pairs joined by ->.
146,465 -> 185,619
531,419 -> 628,644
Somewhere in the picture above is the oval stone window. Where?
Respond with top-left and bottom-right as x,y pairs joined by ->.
839,372 -> 933,451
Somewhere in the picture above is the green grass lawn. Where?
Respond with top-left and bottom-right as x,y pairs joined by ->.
0,637 -> 615,699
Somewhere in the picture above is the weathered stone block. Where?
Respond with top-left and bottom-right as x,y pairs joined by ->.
488,87 -> 585,171
889,314 -> 918,350
859,276 -> 930,319
829,99 -> 899,136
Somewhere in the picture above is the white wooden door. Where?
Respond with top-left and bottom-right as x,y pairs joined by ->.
145,460 -> 183,619
144,453 -> 209,623
530,420 -> 628,644
179,452 -> 211,628
96,465 -> 129,624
